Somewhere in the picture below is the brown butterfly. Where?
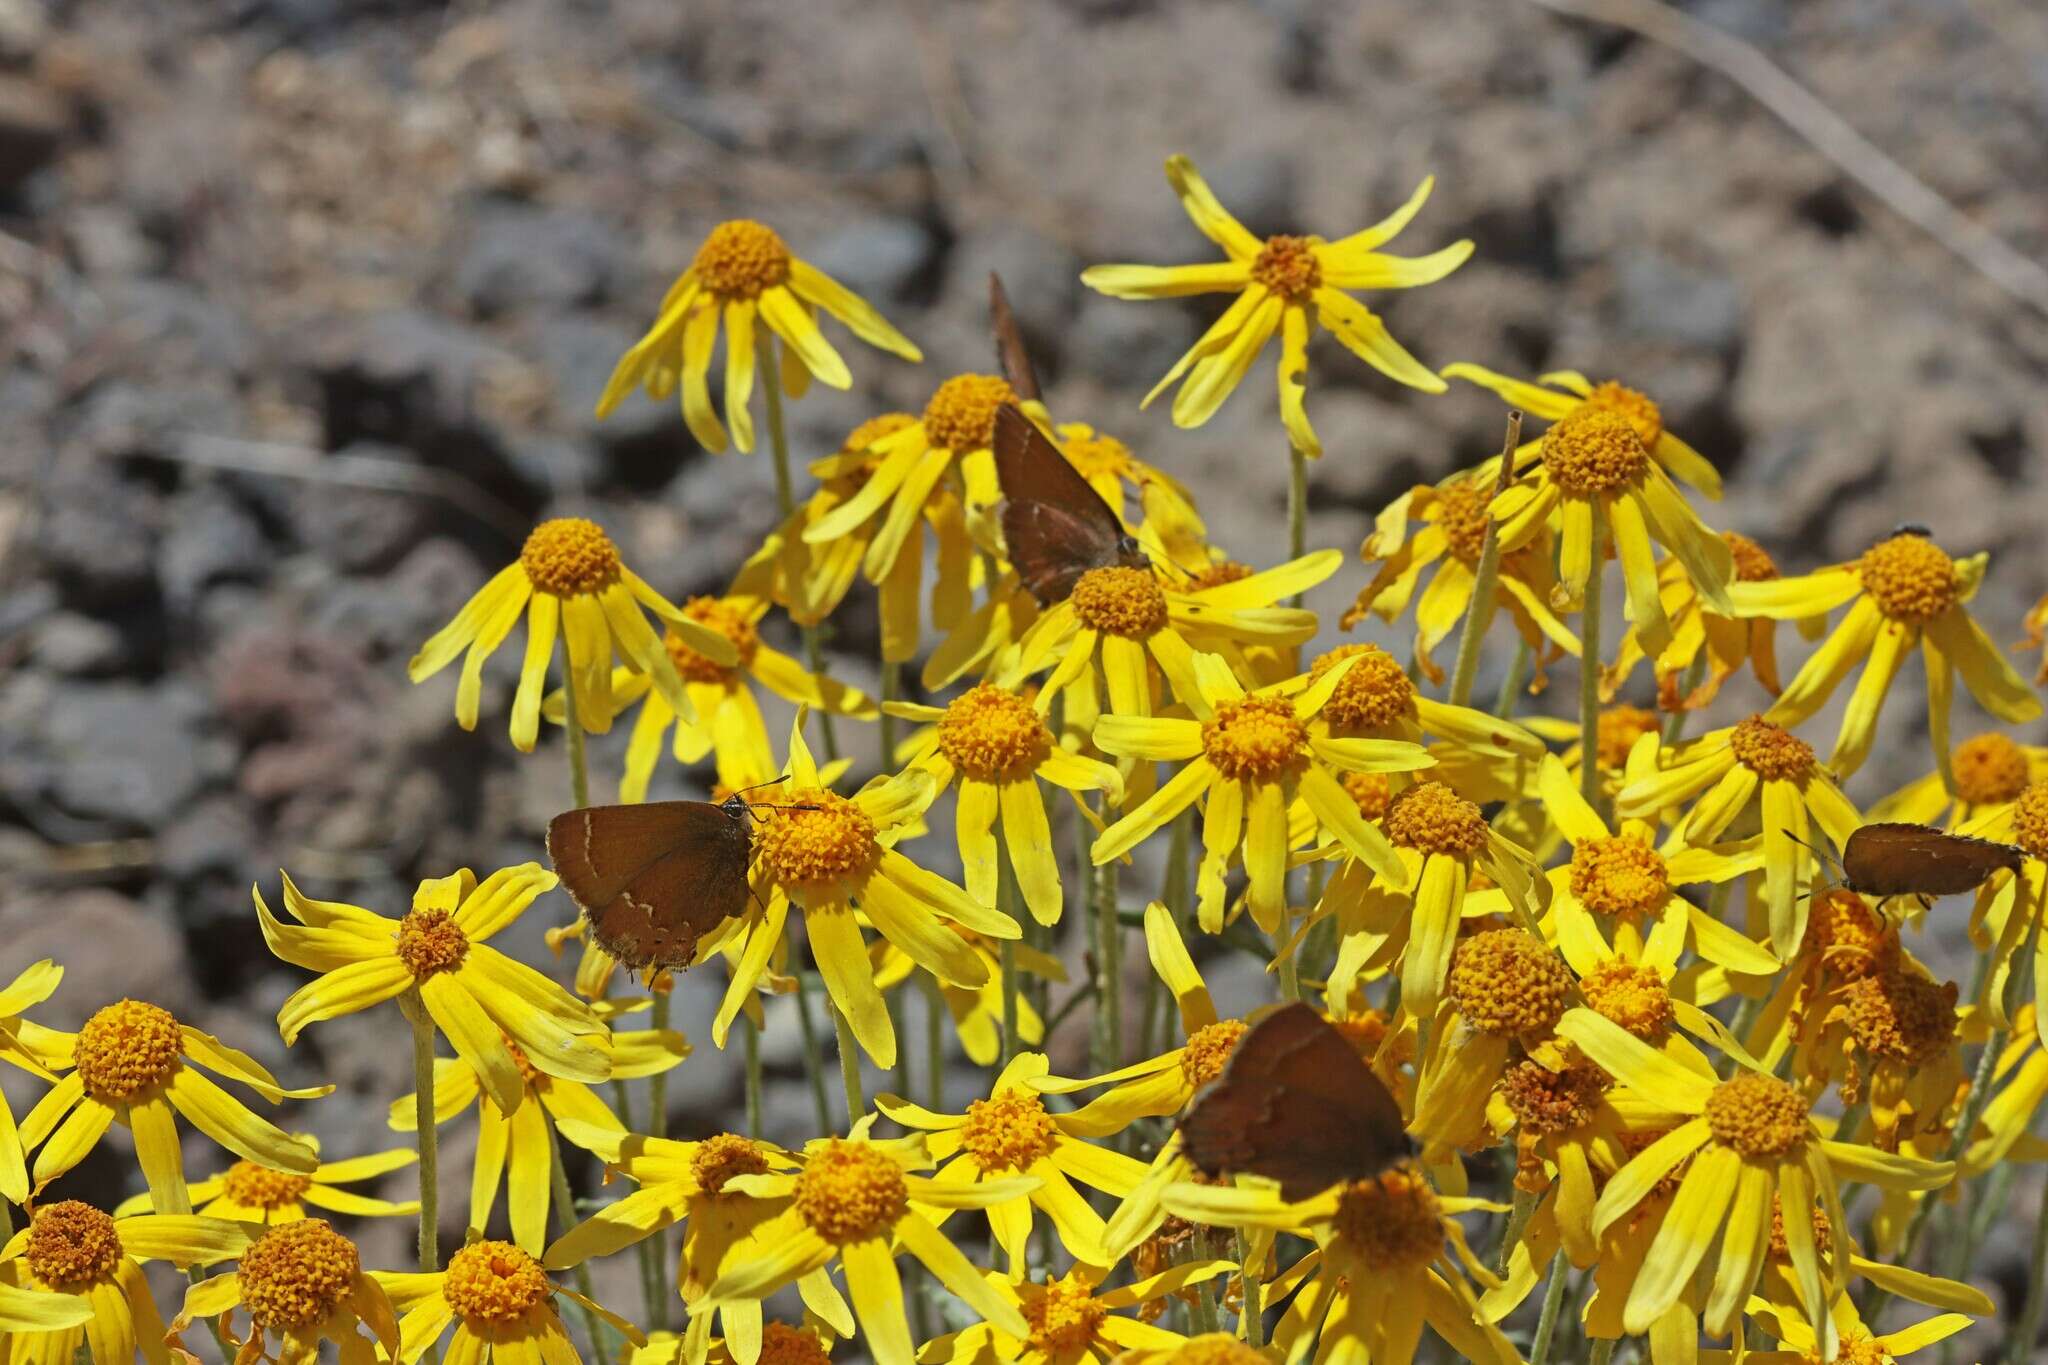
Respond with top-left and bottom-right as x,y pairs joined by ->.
988,271 -> 1041,402
547,795 -> 768,972
993,403 -> 1149,606
1829,821 -> 2023,899
1179,1003 -> 1413,1202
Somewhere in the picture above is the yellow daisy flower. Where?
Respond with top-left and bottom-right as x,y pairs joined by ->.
1051,419 -> 1210,568
1442,364 -> 1723,498
1163,1167 -> 1518,1365
918,1260 -> 1233,1365
889,681 -> 1123,926
1083,156 -> 1470,456
0,1200 -> 245,1365
1732,529 -> 2041,780
1602,530 -> 1794,711
872,928 -> 1065,1067
1870,730 -> 2047,827
409,516 -> 736,752
21,998 -> 323,1213
1525,701 -> 1664,809
377,1237 -> 641,1363
546,1120 -> 840,1362
2021,590 -> 2048,684
254,864 -> 610,1117
1964,1002 -> 2048,1175
172,1217 -> 398,1365
1614,713 -> 1861,957
1799,960 -> 1962,1152
1410,926 -> 1577,1152
704,1119 -> 1036,1365
711,716 -> 1021,1068
1343,471 -> 1579,688
389,1013 -> 686,1254
1092,652 -> 1433,934
1723,1295 -> 1975,1364
1558,1007 -> 1953,1347
1493,407 -> 1736,647
114,1141 -> 418,1225
878,1052 -> 1150,1273
1112,1334 -> 1278,1365
597,218 -> 922,454
632,1318 -> 841,1365
0,959 -> 69,1206
1963,779 -> 2048,1045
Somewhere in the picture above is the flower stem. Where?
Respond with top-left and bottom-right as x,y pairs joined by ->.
790,922 -> 834,1134
562,680 -> 591,809
924,974 -> 946,1112
548,1128 -> 616,1355
999,829 -> 1023,1066
643,985 -> 674,1330
1662,656 -> 1708,744
404,992 -> 439,1275
1578,500 -> 1608,812
1528,1250 -> 1570,1365
1287,441 -> 1308,596
1236,1228 -> 1264,1346
830,999 -> 864,1129
1588,1340 -> 1615,1365
1498,1186 -> 1539,1276
743,1010 -> 764,1139
1095,837 -> 1123,1071
763,336 -> 839,763
1447,411 -> 1523,709
880,661 -> 901,769
2013,1178 -> 2048,1364
1495,638 -> 1531,718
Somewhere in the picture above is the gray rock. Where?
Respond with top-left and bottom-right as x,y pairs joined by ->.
27,611 -> 126,676
159,482 -> 271,613
288,441 -> 434,573
1067,291 -> 1197,391
157,794 -> 253,884
804,216 -> 938,305
453,205 -> 629,319
948,225 -> 1083,376
0,73 -> 64,191
4,677 -> 215,830
1614,249 -> 1744,353
308,538 -> 489,663
102,278 -> 257,379
0,889 -> 196,1027
1205,155 -> 1299,240
35,462 -> 162,606
530,315 -> 674,458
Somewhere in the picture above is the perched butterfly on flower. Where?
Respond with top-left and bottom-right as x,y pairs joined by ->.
1798,821 -> 2022,902
1179,1002 -> 1412,1202
993,403 -> 1150,606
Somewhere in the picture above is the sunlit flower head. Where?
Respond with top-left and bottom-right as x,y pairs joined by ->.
1051,419 -> 1209,566
1868,729 -> 2048,831
1411,927 -> 1577,1151
378,1237 -> 640,1363
0,959 -> 69,1206
1084,156 -> 1471,456
1601,529 -> 1791,712
1734,529 -> 2041,780
255,864 -> 610,1118
1803,962 -> 1961,1151
115,1140 -> 417,1226
598,218 -> 922,453
1443,364 -> 1723,498
173,1217 -> 397,1365
410,516 -> 737,752
920,1259 -> 1231,1365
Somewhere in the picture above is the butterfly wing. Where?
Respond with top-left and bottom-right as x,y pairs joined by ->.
546,802 -> 752,970
1844,822 -> 2024,897
1179,1003 -> 1412,1203
989,272 -> 1042,402
993,403 -> 1142,606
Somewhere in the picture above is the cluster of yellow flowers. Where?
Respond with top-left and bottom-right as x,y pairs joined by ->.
10,156 -> 2048,1365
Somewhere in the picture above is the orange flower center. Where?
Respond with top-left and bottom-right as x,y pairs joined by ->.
1951,732 -> 2029,806
1060,430 -> 1133,482
1595,704 -> 1658,770
1436,478 -> 1496,564
1070,565 -> 1167,637
1189,560 -> 1254,591
396,908 -> 470,980
1705,1073 -> 1808,1157
1385,781 -> 1488,858
1542,408 -> 1648,495
1569,836 -> 1669,920
1251,234 -> 1322,302
1023,1274 -> 1106,1353
1857,532 -> 1958,624
1500,1057 -> 1608,1135
751,788 -> 877,893
1843,970 -> 1958,1066
1181,1019 -> 1247,1088
1332,1169 -> 1443,1269
794,1140 -> 908,1243
1725,531 -> 1778,582
938,684 -> 1052,781
1311,644 -> 1417,731
519,517 -> 621,598
1729,714 -> 1814,782
1579,961 -> 1673,1042
922,374 -> 1016,453
667,599 -> 760,683
1803,890 -> 1898,980
2015,781 -> 2048,859
1768,1194 -> 1834,1259
1584,380 -> 1664,448
759,1324 -> 833,1365
959,1088 -> 1060,1172
1201,696 -> 1308,782
74,999 -> 182,1103
1343,771 -> 1393,821
1166,1337 -> 1269,1365
1448,929 -> 1571,1037
442,1240 -> 552,1322
24,1202 -> 122,1289
692,219 -> 791,300
239,1218 -> 360,1330
222,1160 -> 315,1212
691,1133 -> 771,1195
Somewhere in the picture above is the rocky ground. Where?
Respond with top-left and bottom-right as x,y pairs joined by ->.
2,0 -> 2046,1349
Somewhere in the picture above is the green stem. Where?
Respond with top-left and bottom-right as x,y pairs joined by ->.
1528,1250 -> 1570,1365
1446,411 -> 1523,709
644,988 -> 674,1329
407,994 -> 439,1273
1498,1186 -> 1539,1276
1274,920 -> 1302,1002
549,1128 -> 616,1355
1494,638 -> 1532,718
999,829 -> 1023,1067
790,922 -> 835,1135
1287,442 -> 1308,591
1588,1340 -> 1615,1365
2013,1179 -> 2048,1364
743,1012 -> 764,1140
1578,500 -> 1607,812
881,661 -> 901,770
831,1001 -> 865,1130
924,974 -> 946,1112
763,336 -> 839,762
1662,656 -> 1707,744
562,681 -> 591,809
1096,838 -> 1123,1071
1236,1229 -> 1263,1346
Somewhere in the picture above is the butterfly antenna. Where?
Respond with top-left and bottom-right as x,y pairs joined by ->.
732,777 -> 791,799
1780,829 -> 1846,879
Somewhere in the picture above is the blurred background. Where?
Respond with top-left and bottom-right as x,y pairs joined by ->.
2,0 -> 2046,1333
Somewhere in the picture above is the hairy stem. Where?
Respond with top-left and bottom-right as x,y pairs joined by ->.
1447,411 -> 1524,709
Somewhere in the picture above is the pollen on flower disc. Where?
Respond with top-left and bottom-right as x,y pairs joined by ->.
1024,1275 -> 1106,1354
1180,1019 -> 1247,1088
751,789 -> 878,892
922,373 -> 1015,454
1950,732 -> 2029,807
1070,565 -> 1168,637
1384,781 -> 1488,858
1843,970 -> 1957,1066
794,1140 -> 908,1243
1568,836 -> 1669,920
693,220 -> 791,300
1857,532 -> 1958,624
1579,961 -> 1673,1042
2013,782 -> 2048,859
1167,1335 -> 1269,1365
1584,381 -> 1663,449
1500,1057 -> 1608,1135
1705,1073 -> 1808,1157
396,909 -> 469,979
959,1088 -> 1060,1172
443,1240 -> 552,1322
1448,929 -> 1571,1037
1803,891 -> 1898,980
24,1202 -> 122,1289
222,1160 -> 314,1212
74,999 -> 181,1103
668,599 -> 759,683
1250,234 -> 1322,302
1541,408 -> 1648,495
1201,696 -> 1308,782
1311,644 -> 1416,731
1188,560 -> 1255,591
939,685 -> 1052,781
1332,1169 -> 1443,1270
1436,479 -> 1496,565
1724,531 -> 1778,583
520,518 -> 621,598
1729,715 -> 1814,782
692,1133 -> 770,1196
758,1323 -> 833,1365
1596,705 -> 1658,771
1343,771 -> 1393,821
239,1219 -> 360,1330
